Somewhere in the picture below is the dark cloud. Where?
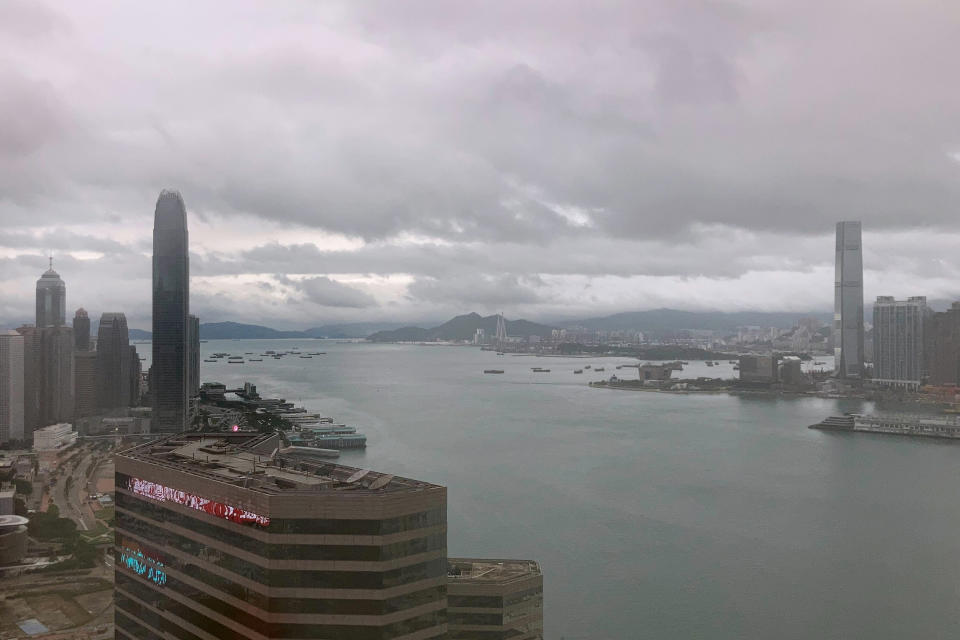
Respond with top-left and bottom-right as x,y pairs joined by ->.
277,275 -> 378,309
407,274 -> 544,306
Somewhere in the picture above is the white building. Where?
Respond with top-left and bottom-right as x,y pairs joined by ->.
0,330 -> 25,445
33,422 -> 77,451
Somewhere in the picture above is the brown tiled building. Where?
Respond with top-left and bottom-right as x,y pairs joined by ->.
114,432 -> 448,639
447,558 -> 543,640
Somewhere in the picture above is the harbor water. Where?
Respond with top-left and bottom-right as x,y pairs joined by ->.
135,340 -> 960,639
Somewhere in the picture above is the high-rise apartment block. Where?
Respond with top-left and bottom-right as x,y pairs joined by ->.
927,302 -> 960,387
834,221 -> 864,378
115,432 -> 449,639
96,312 -> 131,411
152,190 -> 191,432
73,308 -> 91,351
0,331 -> 25,445
447,558 -> 543,640
872,296 -> 930,390
35,260 -> 66,328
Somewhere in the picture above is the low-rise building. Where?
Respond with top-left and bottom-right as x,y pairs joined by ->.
448,557 -> 543,640
33,422 -> 77,451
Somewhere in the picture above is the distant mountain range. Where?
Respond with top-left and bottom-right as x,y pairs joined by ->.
367,313 -> 554,342
121,309 -> 834,341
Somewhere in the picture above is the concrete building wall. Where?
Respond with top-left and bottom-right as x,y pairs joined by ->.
448,558 -> 543,640
928,302 -> 960,387
739,355 -> 778,384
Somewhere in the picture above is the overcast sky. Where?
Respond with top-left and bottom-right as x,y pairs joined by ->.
2,1 -> 959,330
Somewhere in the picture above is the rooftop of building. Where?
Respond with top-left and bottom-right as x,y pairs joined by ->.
117,432 -> 442,496
447,558 -> 542,584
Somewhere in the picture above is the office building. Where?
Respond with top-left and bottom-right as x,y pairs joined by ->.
152,190 -> 191,432
129,346 -> 142,406
14,326 -> 40,438
926,302 -> 960,387
447,558 -> 543,640
187,313 -> 200,423
39,326 -> 74,426
35,259 -> 66,328
73,308 -> 91,351
74,350 -> 98,419
872,296 -> 929,389
96,312 -> 131,411
0,331 -> 25,446
33,422 -> 78,451
739,355 -> 779,384
114,432 -> 448,639
834,221 -> 865,378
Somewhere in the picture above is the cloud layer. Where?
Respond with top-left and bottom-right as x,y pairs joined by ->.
2,0 -> 959,328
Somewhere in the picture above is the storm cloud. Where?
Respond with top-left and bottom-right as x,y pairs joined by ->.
2,1 -> 959,328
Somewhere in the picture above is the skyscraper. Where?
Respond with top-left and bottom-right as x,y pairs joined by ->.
115,432 -> 448,639
0,331 -> 25,446
15,325 -> 40,438
152,190 -> 190,433
73,308 -> 90,351
35,259 -> 66,328
872,296 -> 930,390
39,326 -> 74,426
74,350 -> 98,419
187,313 -> 200,423
128,345 -> 142,406
448,558 -> 544,640
834,221 -> 864,378
927,302 -> 960,386
96,312 -> 131,411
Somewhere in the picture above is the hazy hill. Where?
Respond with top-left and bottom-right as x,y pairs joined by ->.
368,312 -> 554,342
568,308 -> 833,333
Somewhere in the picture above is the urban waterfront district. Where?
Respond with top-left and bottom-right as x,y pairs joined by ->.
131,339 -> 960,640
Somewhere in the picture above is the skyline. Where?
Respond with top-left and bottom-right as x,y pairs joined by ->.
3,2 -> 960,329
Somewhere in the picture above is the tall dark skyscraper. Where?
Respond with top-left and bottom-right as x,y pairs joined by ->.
834,221 -> 864,378
73,308 -> 90,351
96,312 -> 131,411
35,259 -> 66,328
152,190 -> 190,432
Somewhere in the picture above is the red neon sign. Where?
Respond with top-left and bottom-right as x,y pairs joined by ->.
127,477 -> 270,527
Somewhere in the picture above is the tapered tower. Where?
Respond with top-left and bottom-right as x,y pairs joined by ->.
152,190 -> 190,432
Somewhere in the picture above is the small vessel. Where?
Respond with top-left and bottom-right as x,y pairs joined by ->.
706,361 -> 715,367
249,358 -> 263,362
496,352 -> 505,355
484,369 -> 504,374
594,367 -> 605,372
574,369 -> 583,374
299,355 -> 312,359
584,365 -> 591,369
203,358 -> 217,363
532,368 -> 550,373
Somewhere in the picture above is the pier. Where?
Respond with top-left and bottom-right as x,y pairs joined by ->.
810,413 -> 960,440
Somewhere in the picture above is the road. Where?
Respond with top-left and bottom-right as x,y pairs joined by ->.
50,447 -> 99,530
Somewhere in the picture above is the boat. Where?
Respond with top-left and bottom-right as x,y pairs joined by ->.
484,369 -> 504,374
706,361 -> 714,367
594,367 -> 605,372
203,359 -> 217,363
249,358 -> 263,362
584,365 -> 591,369
265,350 -> 276,354
574,369 -> 583,374
229,360 -> 244,364
532,368 -> 551,373
299,355 -> 312,359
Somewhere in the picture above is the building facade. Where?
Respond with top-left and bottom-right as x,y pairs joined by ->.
152,190 -> 191,433
739,355 -> 779,384
97,312 -> 132,411
129,346 -> 142,406
834,221 -> 865,378
927,302 -> 960,387
187,313 -> 200,425
35,260 -> 66,328
74,308 -> 91,351
74,350 -> 98,419
39,326 -> 74,427
33,422 -> 78,451
15,326 -> 41,439
114,433 -> 449,639
872,296 -> 929,389
0,331 -> 25,446
447,558 -> 543,640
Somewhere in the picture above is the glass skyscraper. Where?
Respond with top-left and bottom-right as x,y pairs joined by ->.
152,190 -> 190,432
834,221 -> 864,378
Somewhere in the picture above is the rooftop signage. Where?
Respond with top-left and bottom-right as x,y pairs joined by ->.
127,476 -> 270,527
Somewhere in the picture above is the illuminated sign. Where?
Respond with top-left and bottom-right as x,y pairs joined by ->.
120,546 -> 167,586
127,477 -> 270,527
